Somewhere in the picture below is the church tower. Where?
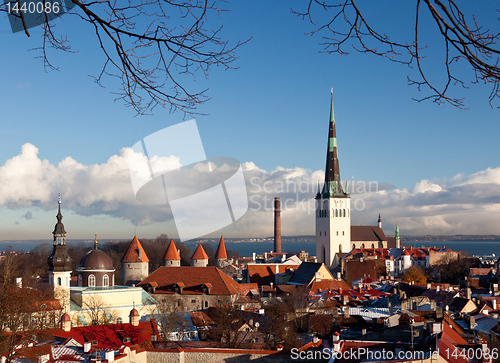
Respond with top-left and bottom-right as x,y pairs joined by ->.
47,194 -> 72,309
316,91 -> 350,269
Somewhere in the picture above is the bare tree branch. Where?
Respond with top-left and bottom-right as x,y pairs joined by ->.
0,0 -> 247,115
292,0 -> 500,108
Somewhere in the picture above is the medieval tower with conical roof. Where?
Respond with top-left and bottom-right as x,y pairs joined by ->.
47,195 -> 72,309
121,235 -> 150,286
316,91 -> 351,269
163,239 -> 181,267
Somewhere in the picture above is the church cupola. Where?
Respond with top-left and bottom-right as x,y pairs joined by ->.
378,213 -> 382,228
76,234 -> 115,288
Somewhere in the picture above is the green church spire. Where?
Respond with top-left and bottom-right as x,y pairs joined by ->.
319,89 -> 348,199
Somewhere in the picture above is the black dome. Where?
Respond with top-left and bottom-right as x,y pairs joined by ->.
79,249 -> 114,271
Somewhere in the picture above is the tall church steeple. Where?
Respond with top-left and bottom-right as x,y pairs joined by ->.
316,90 -> 351,269
319,89 -> 347,198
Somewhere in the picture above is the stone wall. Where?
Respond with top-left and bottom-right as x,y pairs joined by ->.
147,350 -> 293,363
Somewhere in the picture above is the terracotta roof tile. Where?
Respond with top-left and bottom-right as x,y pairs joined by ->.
163,239 -> 181,261
51,321 -> 159,348
121,236 -> 150,263
138,267 -> 239,295
215,236 -> 228,259
191,244 -> 209,260
310,279 -> 350,293
247,264 -> 300,285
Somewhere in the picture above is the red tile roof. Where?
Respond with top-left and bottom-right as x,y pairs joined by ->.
191,244 -> 209,260
52,321 -> 159,349
138,267 -> 240,295
215,236 -> 228,259
351,226 -> 387,242
247,264 -> 300,285
163,239 -> 181,261
310,279 -> 350,293
470,267 -> 495,276
121,236 -> 150,263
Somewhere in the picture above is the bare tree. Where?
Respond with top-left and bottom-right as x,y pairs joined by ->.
1,0 -> 246,115
293,1 -> 500,108
82,294 -> 116,325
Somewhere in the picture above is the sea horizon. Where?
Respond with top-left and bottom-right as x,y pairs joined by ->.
2,237 -> 500,258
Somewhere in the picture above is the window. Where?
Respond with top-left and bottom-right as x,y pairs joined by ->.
353,244 -> 355,249
205,301 -> 209,308
117,317 -> 123,324
339,244 -> 342,253
336,231 -> 339,236
342,231 -> 345,236
191,299 -> 196,303
88,274 -> 96,287
103,274 -> 109,287
335,209 -> 338,217
57,277 -> 61,286
343,209 -> 346,217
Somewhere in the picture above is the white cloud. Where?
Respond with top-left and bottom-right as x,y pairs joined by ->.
0,143 -> 499,238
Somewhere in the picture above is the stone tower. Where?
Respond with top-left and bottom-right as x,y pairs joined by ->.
191,244 -> 209,267
315,90 -> 351,268
121,235 -> 150,286
163,239 -> 181,267
215,236 -> 228,268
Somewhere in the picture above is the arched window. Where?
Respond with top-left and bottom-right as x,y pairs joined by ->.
343,209 -> 346,217
57,277 -> 61,286
353,244 -> 356,249
322,245 -> 326,264
116,317 -> 123,324
342,231 -> 345,236
103,274 -> 109,287
371,244 -> 375,249
339,244 -> 342,253
336,231 -> 339,236
362,244 -> 365,249
88,274 -> 96,287
78,275 -> 82,287
335,209 -> 338,217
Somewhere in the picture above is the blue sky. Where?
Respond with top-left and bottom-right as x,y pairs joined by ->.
1,1 -> 499,241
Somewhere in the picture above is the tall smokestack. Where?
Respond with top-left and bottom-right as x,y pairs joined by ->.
274,197 -> 281,253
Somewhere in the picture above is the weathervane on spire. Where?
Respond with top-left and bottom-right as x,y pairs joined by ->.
58,192 -> 61,204
331,87 -> 333,95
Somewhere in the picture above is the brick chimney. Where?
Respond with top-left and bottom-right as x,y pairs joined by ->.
274,197 -> 281,253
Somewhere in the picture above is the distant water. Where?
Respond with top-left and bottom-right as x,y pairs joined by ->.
2,239 -> 499,258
